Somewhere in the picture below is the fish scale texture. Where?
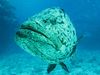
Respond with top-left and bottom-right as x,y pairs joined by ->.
16,8 -> 77,63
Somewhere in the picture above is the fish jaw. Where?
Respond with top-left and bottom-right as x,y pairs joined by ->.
15,26 -> 56,53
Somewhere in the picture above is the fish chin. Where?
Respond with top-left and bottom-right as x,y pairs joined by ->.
15,28 -> 55,50
15,29 -> 48,55
15,29 -> 57,58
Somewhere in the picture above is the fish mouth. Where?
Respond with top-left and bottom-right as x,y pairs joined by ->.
16,25 -> 55,47
16,25 -> 60,50
16,25 -> 48,39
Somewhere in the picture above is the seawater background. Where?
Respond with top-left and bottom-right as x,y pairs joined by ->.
0,0 -> 100,75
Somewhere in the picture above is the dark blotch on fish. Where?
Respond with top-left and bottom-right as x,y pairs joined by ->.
50,19 -> 56,25
16,31 -> 27,38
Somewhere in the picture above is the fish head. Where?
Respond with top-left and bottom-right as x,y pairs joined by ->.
15,8 -> 66,56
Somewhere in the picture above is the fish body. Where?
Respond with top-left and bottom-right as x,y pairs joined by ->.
15,7 -> 77,73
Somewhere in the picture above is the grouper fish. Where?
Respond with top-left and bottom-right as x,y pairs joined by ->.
15,7 -> 81,74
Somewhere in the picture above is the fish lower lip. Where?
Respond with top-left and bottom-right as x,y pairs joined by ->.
17,26 -> 56,49
16,31 -> 27,38
20,26 -> 48,38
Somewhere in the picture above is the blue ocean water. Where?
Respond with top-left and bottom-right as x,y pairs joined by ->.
0,0 -> 100,75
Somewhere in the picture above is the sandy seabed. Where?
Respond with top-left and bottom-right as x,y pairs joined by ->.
0,49 -> 100,75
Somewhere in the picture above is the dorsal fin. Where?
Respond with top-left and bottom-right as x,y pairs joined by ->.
69,35 -> 84,56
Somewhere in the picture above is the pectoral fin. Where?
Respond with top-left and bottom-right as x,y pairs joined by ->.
69,35 -> 84,56
60,62 -> 69,72
47,64 -> 56,74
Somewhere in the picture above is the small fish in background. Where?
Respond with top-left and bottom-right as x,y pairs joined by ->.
15,7 -> 82,74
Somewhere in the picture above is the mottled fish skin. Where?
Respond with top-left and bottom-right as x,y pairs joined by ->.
15,7 -> 77,64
